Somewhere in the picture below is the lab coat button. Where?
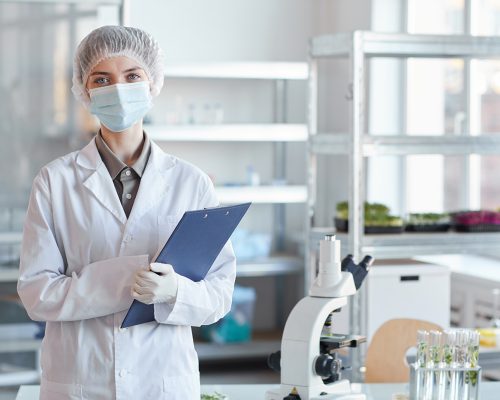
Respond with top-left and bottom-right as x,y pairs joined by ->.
119,369 -> 127,377
119,327 -> 127,333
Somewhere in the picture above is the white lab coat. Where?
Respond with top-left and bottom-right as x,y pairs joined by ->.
17,138 -> 236,400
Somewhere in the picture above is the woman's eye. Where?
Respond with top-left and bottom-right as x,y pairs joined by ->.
94,77 -> 109,84
127,73 -> 141,81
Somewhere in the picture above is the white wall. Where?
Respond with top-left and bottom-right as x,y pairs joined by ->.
129,0 -> 314,62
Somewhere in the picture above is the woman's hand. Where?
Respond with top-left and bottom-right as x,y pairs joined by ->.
132,263 -> 179,305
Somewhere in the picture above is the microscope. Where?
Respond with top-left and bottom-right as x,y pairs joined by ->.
266,235 -> 373,400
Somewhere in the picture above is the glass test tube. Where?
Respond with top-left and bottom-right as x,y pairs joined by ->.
429,330 -> 442,400
464,331 -> 480,400
468,331 -> 479,368
455,329 -> 470,400
417,330 -> 429,367
413,330 -> 429,400
443,330 -> 457,400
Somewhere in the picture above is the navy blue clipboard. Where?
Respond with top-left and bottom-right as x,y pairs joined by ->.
121,202 -> 251,328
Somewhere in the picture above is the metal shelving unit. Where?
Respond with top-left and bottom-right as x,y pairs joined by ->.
148,62 -> 309,279
151,61 -> 308,360
306,31 -> 500,378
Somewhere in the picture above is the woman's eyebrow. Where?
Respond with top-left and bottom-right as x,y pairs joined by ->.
89,67 -> 142,77
89,71 -> 111,76
123,67 -> 142,73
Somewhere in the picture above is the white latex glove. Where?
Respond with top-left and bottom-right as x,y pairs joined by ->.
132,262 -> 179,305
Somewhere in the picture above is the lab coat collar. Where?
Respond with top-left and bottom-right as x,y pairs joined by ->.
77,138 -> 127,224
76,137 -> 103,170
76,138 -> 176,226
127,141 -> 175,224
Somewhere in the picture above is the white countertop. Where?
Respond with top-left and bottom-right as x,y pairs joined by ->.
15,382 -> 500,399
416,254 -> 500,282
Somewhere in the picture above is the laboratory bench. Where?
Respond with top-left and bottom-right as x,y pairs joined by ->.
15,382 -> 500,399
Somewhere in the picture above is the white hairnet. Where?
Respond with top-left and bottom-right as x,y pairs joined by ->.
72,25 -> 164,106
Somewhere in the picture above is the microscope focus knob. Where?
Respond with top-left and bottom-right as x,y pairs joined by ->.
267,351 -> 281,372
314,354 -> 342,379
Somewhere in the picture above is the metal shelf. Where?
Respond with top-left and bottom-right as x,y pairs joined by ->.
195,339 -> 280,362
0,232 -> 22,244
165,62 -> 308,80
0,369 -> 39,387
310,133 -> 500,156
0,339 -> 41,354
0,339 -> 41,387
146,124 -> 307,142
0,268 -> 18,283
310,228 -> 500,259
311,31 -> 500,59
216,185 -> 307,204
236,256 -> 303,278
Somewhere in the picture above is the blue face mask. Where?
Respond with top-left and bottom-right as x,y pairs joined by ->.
89,81 -> 152,132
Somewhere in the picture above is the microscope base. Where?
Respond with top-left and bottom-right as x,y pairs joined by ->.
265,381 -> 366,400
311,395 -> 366,400
266,391 -> 365,400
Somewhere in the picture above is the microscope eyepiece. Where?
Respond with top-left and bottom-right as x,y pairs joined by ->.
360,255 -> 374,271
341,254 -> 353,271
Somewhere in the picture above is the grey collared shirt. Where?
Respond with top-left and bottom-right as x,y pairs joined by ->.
95,131 -> 151,218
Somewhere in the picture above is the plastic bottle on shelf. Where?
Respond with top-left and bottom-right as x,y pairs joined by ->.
202,103 -> 212,124
187,103 -> 196,125
167,95 -> 184,124
213,103 -> 224,124
247,165 -> 260,186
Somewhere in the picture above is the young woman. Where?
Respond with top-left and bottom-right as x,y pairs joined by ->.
17,25 -> 236,400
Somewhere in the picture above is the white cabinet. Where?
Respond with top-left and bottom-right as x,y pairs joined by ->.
366,261 -> 450,341
332,260 -> 450,345
417,254 -> 500,329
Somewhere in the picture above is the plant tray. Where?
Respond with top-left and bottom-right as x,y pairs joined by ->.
454,224 -> 500,233
334,218 -> 404,234
405,223 -> 451,233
